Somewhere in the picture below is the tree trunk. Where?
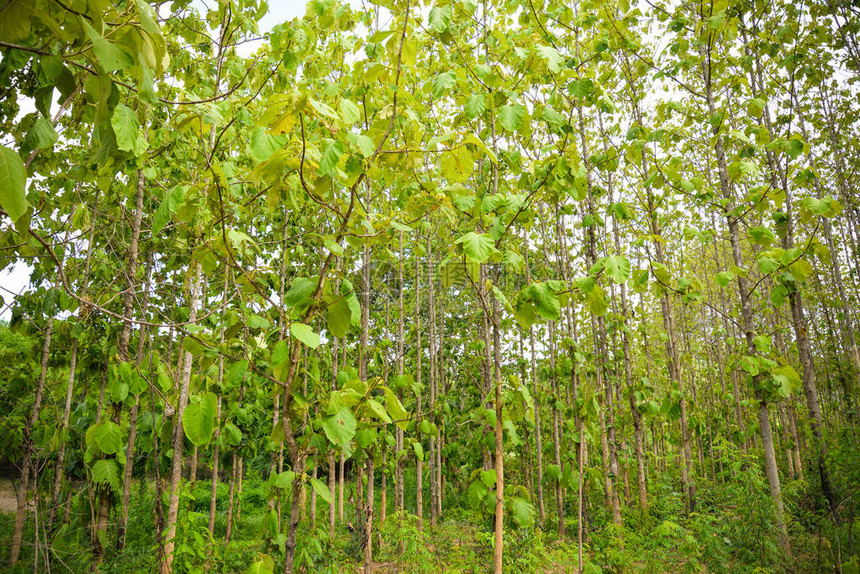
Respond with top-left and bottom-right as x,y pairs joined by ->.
9,315 -> 53,565
161,262 -> 202,573
701,49 -> 790,551
492,295 -> 504,574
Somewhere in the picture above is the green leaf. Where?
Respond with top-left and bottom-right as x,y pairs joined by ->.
319,140 -> 344,174
715,271 -> 733,288
803,196 -> 841,217
223,421 -> 243,446
246,313 -> 270,329
771,284 -> 788,307
384,387 -> 408,430
454,232 -> 496,262
783,137 -> 804,160
83,21 -> 134,72
523,282 -> 561,321
0,145 -> 29,228
348,133 -> 375,157
95,421 -> 123,455
248,127 -> 286,162
569,78 -> 595,98
111,104 -> 148,156
541,106 -> 565,126
322,407 -> 356,450
246,555 -> 275,574
652,263 -> 671,285
182,392 -> 218,446
291,322 -> 320,349
412,441 -> 424,461
431,72 -> 457,98
327,295 -> 352,338
23,117 -> 58,150
428,6 -> 452,32
748,226 -> 776,246
772,365 -> 800,398
511,497 -> 535,528
441,147 -> 474,183
151,185 -> 184,235
229,360 -> 248,387
364,398 -> 392,423
586,285 -> 609,316
536,44 -> 564,72
284,277 -> 317,310
464,94 -> 486,120
757,255 -> 780,275
603,256 -> 630,283
311,477 -> 333,504
339,99 -> 361,125
273,471 -> 296,488
788,259 -> 813,281
498,104 -> 525,132
747,98 -> 765,118
91,459 -> 122,493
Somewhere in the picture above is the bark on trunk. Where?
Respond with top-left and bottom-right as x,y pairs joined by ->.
161,263 -> 202,573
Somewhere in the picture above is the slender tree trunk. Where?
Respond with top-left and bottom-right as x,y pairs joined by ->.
161,263 -> 202,573
50,198 -> 100,532
118,251 -> 153,550
208,274 -> 229,536
492,295 -> 504,574
701,48 -> 790,551
427,233 -> 438,528
9,315 -> 53,565
396,232 -> 405,516
415,256 -> 423,531
524,240 -> 545,527
364,458 -> 374,574
225,453 -> 237,544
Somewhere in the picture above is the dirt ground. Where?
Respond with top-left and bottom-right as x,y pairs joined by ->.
0,478 -> 20,513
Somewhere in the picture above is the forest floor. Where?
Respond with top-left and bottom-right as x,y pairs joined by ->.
1,468 -> 856,573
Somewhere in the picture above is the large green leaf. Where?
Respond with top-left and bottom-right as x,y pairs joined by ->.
83,21 -> 135,72
91,459 -> 122,493
523,282 -> 561,321
364,398 -> 392,423
182,392 -> 218,446
748,226 -> 776,246
498,104 -> 525,132
111,104 -> 148,156
23,117 -> 58,150
384,387 -> 409,430
347,133 -> 375,157
319,140 -> 344,174
322,407 -> 356,450
327,295 -> 351,338
602,256 -> 630,283
95,421 -> 123,455
536,45 -> 564,72
246,555 -> 275,574
151,185 -> 185,235
464,94 -> 486,120
0,145 -> 29,228
291,322 -> 320,349
454,232 -> 495,263
511,496 -> 535,528
248,127 -> 286,162
585,285 -> 609,316
310,477 -> 333,504
339,98 -> 361,125
431,72 -> 457,98
428,6 -> 452,32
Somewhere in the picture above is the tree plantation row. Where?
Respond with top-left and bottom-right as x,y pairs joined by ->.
0,0 -> 858,572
